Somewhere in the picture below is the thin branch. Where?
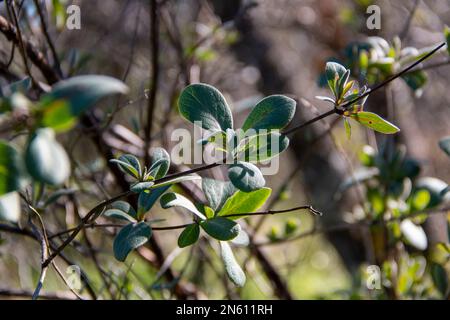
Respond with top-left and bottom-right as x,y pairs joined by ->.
144,0 -> 160,165
224,205 -> 323,219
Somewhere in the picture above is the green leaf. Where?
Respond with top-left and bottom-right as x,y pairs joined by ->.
160,192 -> 206,220
350,111 -> 400,134
113,222 -> 152,262
228,162 -> 265,192
137,186 -> 171,219
0,192 -> 21,223
438,136 -> 450,157
178,83 -> 233,131
431,262 -> 448,296
149,148 -> 170,179
325,62 -> 347,97
178,224 -> 200,248
130,181 -> 155,193
220,241 -> 246,287
445,25 -> 450,56
25,128 -> 70,186
415,177 -> 450,207
242,95 -> 296,132
39,75 -> 129,132
411,190 -> 431,212
200,217 -> 240,241
218,187 -> 271,219
0,141 -> 25,196
344,117 -> 351,139
202,178 -> 236,212
104,201 -> 137,222
237,132 -> 289,162
402,70 -> 427,92
110,154 -> 141,179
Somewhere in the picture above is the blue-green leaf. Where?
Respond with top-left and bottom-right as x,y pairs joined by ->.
130,181 -> 155,193
200,217 -> 240,241
137,186 -> 171,219
439,136 -> 450,157
202,178 -> 236,212
220,242 -> 246,287
228,162 -> 265,192
113,222 -> 152,262
25,128 -> 70,186
104,201 -> 137,222
160,192 -> 206,220
178,83 -> 233,131
149,148 -> 170,179
110,154 -> 141,179
242,95 -> 296,132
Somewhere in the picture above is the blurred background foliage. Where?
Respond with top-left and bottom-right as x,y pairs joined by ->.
0,0 -> 449,299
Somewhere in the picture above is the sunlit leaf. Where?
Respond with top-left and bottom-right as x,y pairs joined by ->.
218,187 -> 271,219
220,241 -> 246,287
350,111 -> 400,134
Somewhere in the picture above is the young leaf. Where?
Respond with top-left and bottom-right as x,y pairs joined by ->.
202,178 -> 236,212
110,154 -> 141,179
438,136 -> 450,157
218,187 -> 272,219
242,95 -> 296,132
178,224 -> 200,248
0,192 -> 21,223
350,111 -> 400,134
231,228 -> 250,247
220,242 -> 246,287
228,162 -> 265,192
445,25 -> 450,56
149,148 -> 170,179
104,201 -> 137,222
0,141 -> 25,196
315,96 -> 335,104
200,217 -> 240,241
178,83 -> 233,131
113,222 -> 152,262
25,128 -> 70,186
160,192 -> 207,220
39,75 -> 129,132
325,62 -> 347,97
344,117 -> 352,139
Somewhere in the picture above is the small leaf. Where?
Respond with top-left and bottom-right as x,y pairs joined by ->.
220,242 -> 246,287
25,128 -> 70,186
137,186 -> 171,219
178,224 -> 200,248
149,148 -> 170,179
110,154 -> 141,179
242,95 -> 296,132
0,192 -> 21,223
113,222 -> 152,262
445,25 -> 450,56
350,111 -> 400,134
130,181 -> 155,193
0,141 -> 25,196
411,190 -> 431,212
438,136 -> 450,157
202,178 -> 236,212
104,201 -> 137,222
160,192 -> 206,220
178,83 -> 233,131
218,187 -> 271,220
315,96 -> 335,104
431,263 -> 448,296
415,177 -> 450,207
400,219 -> 427,251
200,217 -> 240,241
344,117 -> 351,139
325,62 -> 347,97
39,75 -> 129,132
402,70 -> 427,93
228,162 -> 265,192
